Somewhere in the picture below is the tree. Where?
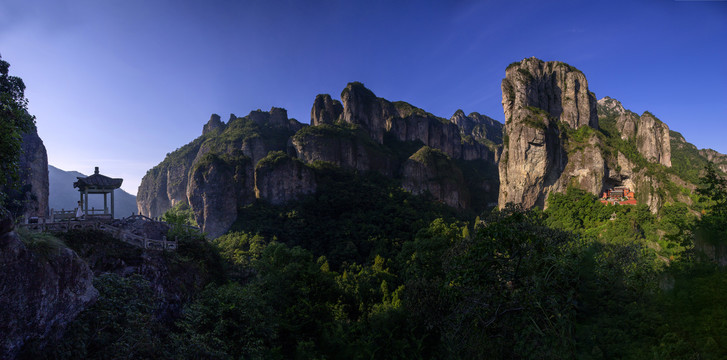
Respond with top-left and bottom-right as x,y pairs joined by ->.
0,55 -> 36,206
697,162 -> 727,216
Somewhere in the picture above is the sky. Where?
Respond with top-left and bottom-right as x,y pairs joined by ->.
1,0 -> 726,195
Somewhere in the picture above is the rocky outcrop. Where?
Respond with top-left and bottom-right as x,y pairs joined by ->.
311,94 -> 343,126
699,148 -> 727,173
450,110 -> 503,145
3,127 -> 49,219
597,97 -> 671,167
402,147 -> 469,209
187,153 -> 253,238
292,124 -> 396,176
202,114 -> 226,135
502,57 -> 597,130
499,58 -> 600,208
254,152 -> 317,205
637,112 -> 671,167
0,226 -> 97,359
338,82 -> 498,161
137,108 -> 304,237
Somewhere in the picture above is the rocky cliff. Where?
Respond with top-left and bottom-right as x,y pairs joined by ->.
597,97 -> 671,167
498,58 -> 683,211
140,83 -> 504,237
137,109 -> 305,238
2,126 -> 49,219
498,57 -> 600,208
402,147 -> 469,209
0,223 -> 97,359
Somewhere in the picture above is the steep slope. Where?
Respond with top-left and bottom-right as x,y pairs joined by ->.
137,109 -> 306,237
2,126 -> 49,219
597,97 -> 671,167
297,82 -> 501,211
498,57 -> 602,208
48,165 -> 137,218
140,84 -> 504,238
498,57 -> 687,212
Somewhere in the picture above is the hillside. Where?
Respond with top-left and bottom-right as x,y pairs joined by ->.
49,165 -> 137,218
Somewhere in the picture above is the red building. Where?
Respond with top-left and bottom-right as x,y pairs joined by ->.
600,186 -> 637,205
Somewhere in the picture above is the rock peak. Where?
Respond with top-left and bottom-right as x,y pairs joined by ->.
502,57 -> 597,129
203,114 -> 225,135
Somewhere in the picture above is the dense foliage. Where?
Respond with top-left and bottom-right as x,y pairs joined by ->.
24,163 -> 727,359
0,56 -> 36,211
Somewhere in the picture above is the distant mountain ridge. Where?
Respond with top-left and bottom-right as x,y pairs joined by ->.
48,165 -> 137,218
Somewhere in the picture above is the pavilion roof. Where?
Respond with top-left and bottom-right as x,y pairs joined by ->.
73,167 -> 123,191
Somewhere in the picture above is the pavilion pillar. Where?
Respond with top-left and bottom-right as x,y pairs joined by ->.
111,190 -> 115,219
84,190 -> 89,216
104,192 -> 108,214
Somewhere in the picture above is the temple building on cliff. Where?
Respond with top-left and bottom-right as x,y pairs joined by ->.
600,186 -> 637,205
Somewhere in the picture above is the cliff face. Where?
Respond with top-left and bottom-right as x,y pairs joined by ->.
137,108 -> 304,237
292,124 -> 397,177
3,127 -> 50,219
498,58 -> 600,208
597,97 -> 671,167
300,82 -> 501,210
140,82 -> 505,235
254,152 -> 317,205
498,57 -> 687,211
402,147 -> 469,209
0,224 -> 97,359
338,82 -> 496,161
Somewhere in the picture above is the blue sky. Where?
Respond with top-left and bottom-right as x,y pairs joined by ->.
2,0 -> 726,195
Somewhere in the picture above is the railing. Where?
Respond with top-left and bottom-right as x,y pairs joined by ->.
49,208 -> 113,222
18,217 -> 178,251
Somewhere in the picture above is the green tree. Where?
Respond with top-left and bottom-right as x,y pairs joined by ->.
697,162 -> 727,216
0,55 -> 36,204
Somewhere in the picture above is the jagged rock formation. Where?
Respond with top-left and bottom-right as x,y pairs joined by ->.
300,82 -> 500,208
699,148 -> 727,173
498,57 -> 600,208
0,225 -> 97,359
498,57 -> 687,211
598,97 -> 671,167
450,110 -> 503,145
140,83 -> 504,237
337,82 -> 497,162
311,94 -> 343,126
137,108 -> 304,238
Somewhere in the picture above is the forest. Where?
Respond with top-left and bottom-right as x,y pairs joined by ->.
18,162 -> 727,359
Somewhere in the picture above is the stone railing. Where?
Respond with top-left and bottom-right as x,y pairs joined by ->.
18,218 -> 178,251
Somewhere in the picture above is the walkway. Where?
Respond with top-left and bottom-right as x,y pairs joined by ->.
17,214 -> 192,251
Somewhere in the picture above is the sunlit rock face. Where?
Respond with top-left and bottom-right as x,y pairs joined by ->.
498,57 -> 601,209
598,96 -> 671,167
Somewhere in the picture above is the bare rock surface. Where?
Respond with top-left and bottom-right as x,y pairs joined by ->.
0,226 -> 97,359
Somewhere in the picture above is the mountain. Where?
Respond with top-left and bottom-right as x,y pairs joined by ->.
138,86 -> 503,237
48,165 -> 137,219
139,57 -> 726,238
498,57 -> 692,212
